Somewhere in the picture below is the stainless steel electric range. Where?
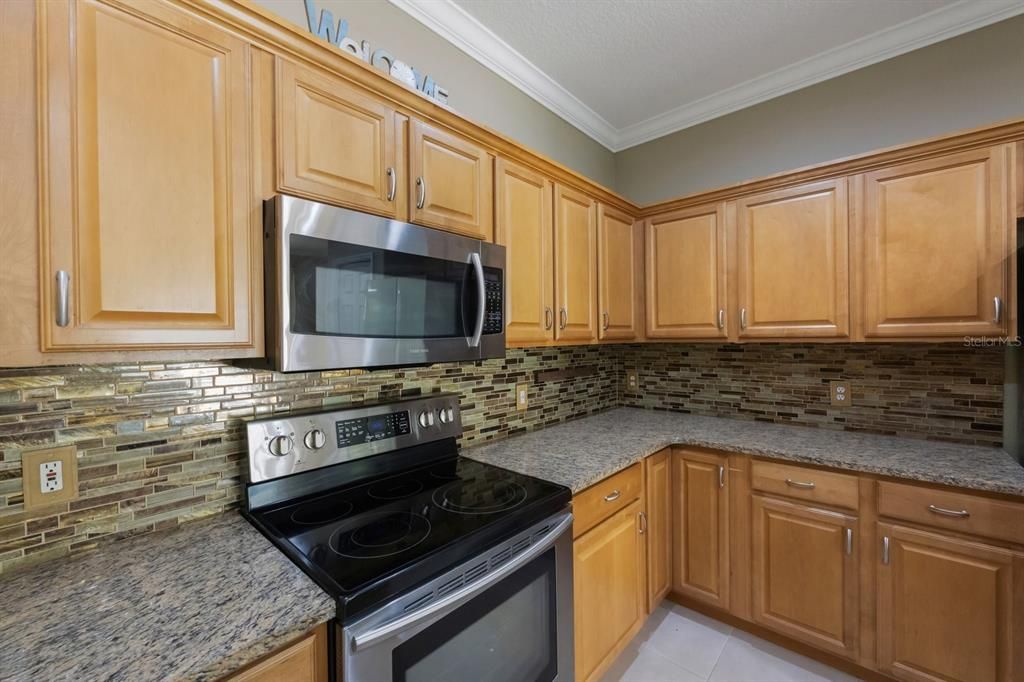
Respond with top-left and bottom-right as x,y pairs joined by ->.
242,393 -> 574,682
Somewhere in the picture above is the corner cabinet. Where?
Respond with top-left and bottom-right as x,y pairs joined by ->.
597,204 -> 643,341
554,184 -> 599,342
672,449 -> 730,610
38,0 -> 258,352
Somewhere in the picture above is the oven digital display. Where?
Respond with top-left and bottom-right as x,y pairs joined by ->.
335,410 -> 410,448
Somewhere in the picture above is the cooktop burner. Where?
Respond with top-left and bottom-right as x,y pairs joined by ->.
433,478 -> 527,515
290,499 -> 353,526
367,478 -> 424,500
330,511 -> 431,559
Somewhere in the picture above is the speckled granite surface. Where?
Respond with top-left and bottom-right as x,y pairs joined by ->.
465,408 -> 1024,497
0,513 -> 334,682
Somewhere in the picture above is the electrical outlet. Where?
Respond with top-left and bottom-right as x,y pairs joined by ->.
626,370 -> 639,392
830,380 -> 851,407
515,383 -> 529,411
22,446 -> 78,511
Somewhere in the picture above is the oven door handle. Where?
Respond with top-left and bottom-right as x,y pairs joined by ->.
351,512 -> 573,652
467,252 -> 485,348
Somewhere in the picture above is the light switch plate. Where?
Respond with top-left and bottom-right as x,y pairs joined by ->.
830,380 -> 851,407
22,446 -> 78,511
515,383 -> 529,411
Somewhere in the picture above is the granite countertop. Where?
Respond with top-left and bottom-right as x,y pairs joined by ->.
465,408 -> 1024,497
0,513 -> 335,682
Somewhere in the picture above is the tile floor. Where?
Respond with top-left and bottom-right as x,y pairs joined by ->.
600,603 -> 862,682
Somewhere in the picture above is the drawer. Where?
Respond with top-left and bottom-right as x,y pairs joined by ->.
878,481 -> 1024,546
573,463 -> 642,539
751,460 -> 859,510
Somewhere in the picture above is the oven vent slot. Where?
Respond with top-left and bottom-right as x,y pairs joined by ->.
436,575 -> 465,598
532,524 -> 552,541
490,547 -> 513,568
403,591 -> 435,613
463,560 -> 489,583
511,537 -> 531,555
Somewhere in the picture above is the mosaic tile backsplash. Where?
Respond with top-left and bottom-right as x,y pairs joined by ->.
0,342 -> 1005,574
620,343 -> 1004,446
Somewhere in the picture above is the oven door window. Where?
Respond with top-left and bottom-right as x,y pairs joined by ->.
289,234 -> 479,339
393,548 -> 559,682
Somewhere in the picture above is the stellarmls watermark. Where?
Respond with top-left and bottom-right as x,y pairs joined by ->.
963,336 -> 1022,347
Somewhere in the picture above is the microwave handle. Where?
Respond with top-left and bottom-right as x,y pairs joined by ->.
468,252 -> 485,348
351,512 -> 573,652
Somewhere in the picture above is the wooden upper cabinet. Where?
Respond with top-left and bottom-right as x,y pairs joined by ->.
858,146 -> 1014,339
877,523 -> 1020,682
495,159 -> 554,344
38,0 -> 256,351
751,496 -> 859,660
645,203 -> 728,339
409,119 -> 493,240
735,180 -> 850,339
673,449 -> 730,610
554,184 -> 598,341
278,58 -> 404,218
645,449 -> 672,611
597,204 -> 642,340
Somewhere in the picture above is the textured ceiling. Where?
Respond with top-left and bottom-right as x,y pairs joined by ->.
451,0 -> 954,129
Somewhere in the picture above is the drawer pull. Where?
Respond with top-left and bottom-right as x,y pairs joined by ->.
927,504 -> 970,518
785,478 -> 816,489
603,489 -> 621,502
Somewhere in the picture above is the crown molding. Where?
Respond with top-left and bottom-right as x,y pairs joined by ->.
389,0 -> 1024,152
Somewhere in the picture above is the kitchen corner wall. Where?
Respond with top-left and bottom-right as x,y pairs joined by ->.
0,346 -> 620,575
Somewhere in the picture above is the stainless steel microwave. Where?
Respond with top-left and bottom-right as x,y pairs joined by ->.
260,195 -> 505,372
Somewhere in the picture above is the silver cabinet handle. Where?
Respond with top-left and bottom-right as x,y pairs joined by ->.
717,309 -> 725,330
604,489 -> 621,502
718,464 -> 725,488
544,307 -> 553,330
602,311 -> 609,331
740,307 -> 748,330
882,536 -> 890,565
416,176 -> 426,209
994,296 -> 1003,324
559,308 -> 567,330
386,167 -> 396,201
638,511 -> 648,534
844,528 -> 853,556
928,504 -> 970,518
55,270 -> 70,327
785,478 -> 816,489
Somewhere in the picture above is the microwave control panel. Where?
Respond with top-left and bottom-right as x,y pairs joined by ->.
484,271 -> 503,335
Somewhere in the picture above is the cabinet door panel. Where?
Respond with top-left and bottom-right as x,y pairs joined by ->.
735,180 -> 849,338
40,0 -> 255,350
673,449 -> 729,609
410,119 -> 493,240
752,496 -> 858,659
646,450 -> 672,611
495,159 -> 554,344
646,204 -> 728,338
554,184 -> 598,341
574,500 -> 645,682
877,523 -> 1017,682
598,205 -> 642,340
278,59 -> 401,217
860,146 -> 1012,338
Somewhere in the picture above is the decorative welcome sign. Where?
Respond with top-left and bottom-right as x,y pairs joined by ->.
303,0 -> 449,105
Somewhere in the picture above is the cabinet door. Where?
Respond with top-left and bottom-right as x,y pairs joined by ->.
645,203 -> 729,339
673,450 -> 729,609
410,119 -> 493,240
859,146 -> 1013,338
574,499 -> 646,682
229,624 -> 328,682
751,496 -> 859,660
735,180 -> 850,339
554,184 -> 598,341
877,523 -> 1019,682
598,204 -> 642,340
495,159 -> 554,344
645,449 -> 672,611
278,59 -> 403,218
39,0 -> 256,351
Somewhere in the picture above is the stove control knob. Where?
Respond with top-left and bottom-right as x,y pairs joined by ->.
418,410 -> 435,428
438,407 -> 455,424
303,429 -> 326,450
268,435 -> 294,457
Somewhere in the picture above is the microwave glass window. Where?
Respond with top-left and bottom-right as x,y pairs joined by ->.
290,234 -> 479,339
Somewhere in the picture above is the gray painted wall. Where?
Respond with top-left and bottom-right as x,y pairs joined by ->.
252,0 -> 617,188
615,15 -> 1024,205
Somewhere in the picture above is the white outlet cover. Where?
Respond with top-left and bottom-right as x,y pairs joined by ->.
40,460 -> 63,493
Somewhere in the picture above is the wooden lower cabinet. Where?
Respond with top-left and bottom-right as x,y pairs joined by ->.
673,449 -> 730,609
574,498 -> 646,682
876,523 -> 1021,682
751,495 -> 859,660
227,624 -> 328,682
645,449 -> 672,610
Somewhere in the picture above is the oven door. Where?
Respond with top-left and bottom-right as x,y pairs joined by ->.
341,512 -> 574,682
270,195 -> 504,372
